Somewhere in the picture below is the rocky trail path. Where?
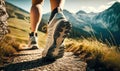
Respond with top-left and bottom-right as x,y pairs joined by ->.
0,49 -> 87,71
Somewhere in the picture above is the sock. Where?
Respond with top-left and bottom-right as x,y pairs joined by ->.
48,7 -> 62,23
29,32 -> 37,37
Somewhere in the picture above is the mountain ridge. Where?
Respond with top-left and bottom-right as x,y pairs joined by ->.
6,2 -> 29,14
6,2 -> 29,21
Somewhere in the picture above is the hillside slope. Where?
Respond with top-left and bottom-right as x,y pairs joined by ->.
6,2 -> 46,48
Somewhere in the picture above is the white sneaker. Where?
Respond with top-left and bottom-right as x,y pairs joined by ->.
42,10 -> 72,60
27,32 -> 39,50
18,33 -> 39,51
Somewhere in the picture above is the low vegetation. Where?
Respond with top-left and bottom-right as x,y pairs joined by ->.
65,38 -> 120,71
0,35 -> 19,67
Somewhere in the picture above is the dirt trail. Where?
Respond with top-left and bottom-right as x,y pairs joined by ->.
0,49 -> 87,71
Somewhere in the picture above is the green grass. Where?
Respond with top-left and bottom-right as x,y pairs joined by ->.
7,18 -> 47,48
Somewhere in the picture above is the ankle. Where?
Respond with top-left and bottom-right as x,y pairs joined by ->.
49,7 -> 62,22
29,32 -> 37,37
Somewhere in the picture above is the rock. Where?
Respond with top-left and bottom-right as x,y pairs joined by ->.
0,0 -> 9,40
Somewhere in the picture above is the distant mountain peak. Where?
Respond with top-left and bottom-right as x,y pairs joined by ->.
63,9 -> 71,13
76,10 -> 86,14
112,2 -> 120,8
63,9 -> 72,15
108,2 -> 120,10
88,12 -> 96,14
113,2 -> 120,6
104,1 -> 120,15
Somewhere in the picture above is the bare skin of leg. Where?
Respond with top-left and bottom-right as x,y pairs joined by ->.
30,0 -> 65,32
50,0 -> 65,11
30,0 -> 44,32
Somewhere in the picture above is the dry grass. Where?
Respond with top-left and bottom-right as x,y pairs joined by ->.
0,35 -> 19,55
64,38 -> 120,71
0,35 -> 20,66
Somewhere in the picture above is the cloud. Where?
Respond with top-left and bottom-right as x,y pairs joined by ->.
81,5 -> 109,13
117,0 -> 120,2
81,6 -> 96,13
80,0 -> 120,13
97,5 -> 109,12
108,1 -> 116,5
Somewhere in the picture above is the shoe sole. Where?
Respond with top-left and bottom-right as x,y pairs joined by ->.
44,20 -> 72,60
29,45 -> 38,50
42,45 -> 64,62
54,44 -> 65,59
18,44 -> 38,51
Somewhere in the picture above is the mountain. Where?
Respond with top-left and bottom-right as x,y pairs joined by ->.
41,2 -> 120,45
6,2 -> 30,21
93,2 -> 120,31
91,2 -> 120,45
76,10 -> 87,14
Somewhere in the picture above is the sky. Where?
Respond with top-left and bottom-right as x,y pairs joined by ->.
6,0 -> 120,14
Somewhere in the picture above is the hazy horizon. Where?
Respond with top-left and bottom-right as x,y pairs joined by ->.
6,0 -> 120,13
